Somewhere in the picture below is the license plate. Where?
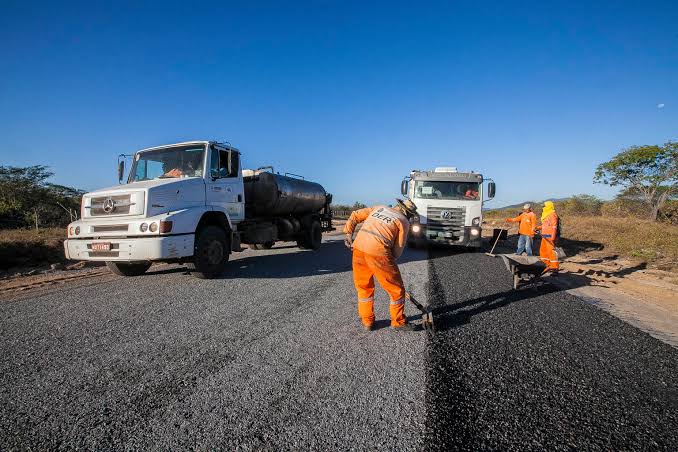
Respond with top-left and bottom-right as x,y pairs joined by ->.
91,242 -> 111,251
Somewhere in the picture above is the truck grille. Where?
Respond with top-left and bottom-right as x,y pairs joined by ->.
91,224 -> 129,232
426,206 -> 466,238
89,195 -> 133,216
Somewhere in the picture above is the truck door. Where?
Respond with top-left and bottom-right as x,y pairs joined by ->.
206,147 -> 245,221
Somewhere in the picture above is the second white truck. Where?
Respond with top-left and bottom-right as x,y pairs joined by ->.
401,167 -> 495,249
64,141 -> 333,278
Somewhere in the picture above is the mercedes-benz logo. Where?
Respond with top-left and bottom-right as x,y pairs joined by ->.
103,198 -> 115,213
441,210 -> 452,219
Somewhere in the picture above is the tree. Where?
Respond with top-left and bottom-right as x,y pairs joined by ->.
0,165 -> 84,229
594,142 -> 677,221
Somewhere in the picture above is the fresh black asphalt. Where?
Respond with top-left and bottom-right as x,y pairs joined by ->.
1,238 -> 677,450
425,248 -> 678,450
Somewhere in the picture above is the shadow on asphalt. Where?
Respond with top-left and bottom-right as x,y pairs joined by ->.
425,243 -> 616,333
146,240 -> 428,279
431,283 -> 563,332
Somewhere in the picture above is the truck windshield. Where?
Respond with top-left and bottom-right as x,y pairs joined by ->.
414,180 -> 480,200
128,145 -> 206,182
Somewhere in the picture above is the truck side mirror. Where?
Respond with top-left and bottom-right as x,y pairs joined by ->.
228,152 -> 240,177
118,160 -> 125,184
401,180 -> 408,196
488,181 -> 496,199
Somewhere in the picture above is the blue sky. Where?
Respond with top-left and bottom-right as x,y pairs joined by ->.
1,1 -> 676,207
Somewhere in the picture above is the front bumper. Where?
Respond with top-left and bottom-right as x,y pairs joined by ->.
409,224 -> 482,248
64,234 -> 195,262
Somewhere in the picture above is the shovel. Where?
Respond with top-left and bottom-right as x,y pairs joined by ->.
486,220 -> 508,257
405,292 -> 435,334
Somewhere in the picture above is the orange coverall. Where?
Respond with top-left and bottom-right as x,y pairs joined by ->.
506,211 -> 537,237
539,212 -> 560,271
343,206 -> 410,327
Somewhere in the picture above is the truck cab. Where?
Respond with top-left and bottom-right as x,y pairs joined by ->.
401,167 -> 495,249
64,141 -> 332,278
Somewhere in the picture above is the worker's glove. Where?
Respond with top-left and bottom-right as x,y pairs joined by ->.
344,234 -> 353,249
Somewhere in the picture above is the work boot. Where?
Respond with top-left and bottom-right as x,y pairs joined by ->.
363,323 -> 374,331
391,322 -> 419,332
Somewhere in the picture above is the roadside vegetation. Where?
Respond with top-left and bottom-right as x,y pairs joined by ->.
0,165 -> 82,271
0,228 -> 67,271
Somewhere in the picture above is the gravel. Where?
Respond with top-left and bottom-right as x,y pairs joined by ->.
0,238 -> 430,450
1,240 -> 677,450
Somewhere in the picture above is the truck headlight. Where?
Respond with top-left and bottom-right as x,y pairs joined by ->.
149,222 -> 158,233
470,228 -> 480,236
140,223 -> 148,232
472,217 -> 480,226
75,226 -> 80,235
412,224 -> 421,233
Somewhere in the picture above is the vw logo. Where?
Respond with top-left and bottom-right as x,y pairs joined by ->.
441,210 -> 452,219
102,198 -> 116,213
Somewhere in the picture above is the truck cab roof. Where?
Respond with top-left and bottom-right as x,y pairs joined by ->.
410,169 -> 483,182
137,140 -> 240,154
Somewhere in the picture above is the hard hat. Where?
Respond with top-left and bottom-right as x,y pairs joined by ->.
396,198 -> 418,216
523,203 -> 531,210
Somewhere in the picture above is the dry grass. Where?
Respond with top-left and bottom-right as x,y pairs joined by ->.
0,228 -> 66,270
561,216 -> 678,266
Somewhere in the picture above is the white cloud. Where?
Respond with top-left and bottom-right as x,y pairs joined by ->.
657,103 -> 665,109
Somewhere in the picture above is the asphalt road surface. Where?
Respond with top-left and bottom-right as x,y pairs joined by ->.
1,237 -> 677,450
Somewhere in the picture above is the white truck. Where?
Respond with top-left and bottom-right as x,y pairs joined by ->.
64,141 -> 333,278
400,167 -> 495,249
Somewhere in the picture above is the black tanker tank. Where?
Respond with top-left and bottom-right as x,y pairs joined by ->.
243,170 -> 327,218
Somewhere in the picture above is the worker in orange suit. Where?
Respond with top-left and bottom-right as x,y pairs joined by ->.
536,201 -> 560,273
343,199 -> 418,331
505,203 -> 537,255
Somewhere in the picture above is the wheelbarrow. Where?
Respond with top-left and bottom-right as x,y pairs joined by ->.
499,254 -> 547,290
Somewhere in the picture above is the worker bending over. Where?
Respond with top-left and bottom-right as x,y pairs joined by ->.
536,201 -> 560,273
506,203 -> 537,255
343,199 -> 418,331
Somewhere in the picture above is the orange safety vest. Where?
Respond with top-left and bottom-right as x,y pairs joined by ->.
508,212 -> 537,237
541,212 -> 559,240
343,206 -> 410,258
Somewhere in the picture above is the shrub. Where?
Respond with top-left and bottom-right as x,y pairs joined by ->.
559,194 -> 603,216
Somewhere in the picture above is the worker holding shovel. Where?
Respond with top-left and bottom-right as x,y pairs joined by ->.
343,199 -> 418,331
506,203 -> 537,255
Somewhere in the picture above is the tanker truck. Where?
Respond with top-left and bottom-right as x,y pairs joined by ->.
64,141 -> 333,279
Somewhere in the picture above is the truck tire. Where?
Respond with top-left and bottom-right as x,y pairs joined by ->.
297,220 -> 322,250
187,225 -> 229,279
106,261 -> 151,277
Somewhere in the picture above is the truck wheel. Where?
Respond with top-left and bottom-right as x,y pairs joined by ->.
106,261 -> 151,277
297,221 -> 322,250
187,226 -> 229,279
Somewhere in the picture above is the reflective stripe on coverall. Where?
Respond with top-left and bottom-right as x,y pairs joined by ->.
539,211 -> 559,271
343,206 -> 410,327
